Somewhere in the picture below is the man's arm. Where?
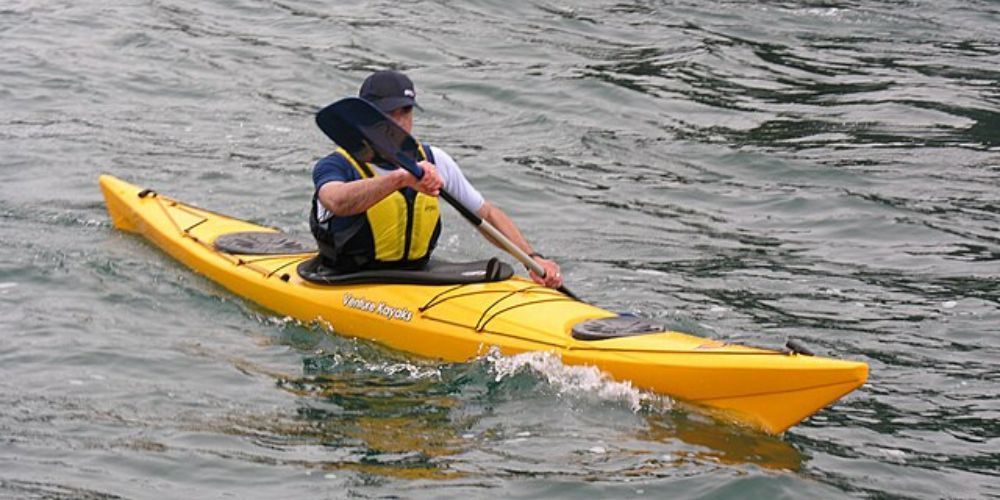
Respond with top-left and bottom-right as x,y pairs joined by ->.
317,162 -> 443,216
425,146 -> 563,288
476,201 -> 563,288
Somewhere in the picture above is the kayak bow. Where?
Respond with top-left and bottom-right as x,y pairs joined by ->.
99,174 -> 868,434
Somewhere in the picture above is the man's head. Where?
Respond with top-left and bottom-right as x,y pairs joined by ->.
359,70 -> 420,114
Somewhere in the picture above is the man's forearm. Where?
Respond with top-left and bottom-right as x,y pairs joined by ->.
477,202 -> 534,255
476,200 -> 564,288
319,171 -> 407,216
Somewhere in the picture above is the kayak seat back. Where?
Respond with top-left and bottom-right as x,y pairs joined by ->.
297,255 -> 514,286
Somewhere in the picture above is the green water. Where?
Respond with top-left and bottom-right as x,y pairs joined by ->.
1,0 -> 998,498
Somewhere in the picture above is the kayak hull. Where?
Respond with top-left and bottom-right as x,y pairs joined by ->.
99,174 -> 868,434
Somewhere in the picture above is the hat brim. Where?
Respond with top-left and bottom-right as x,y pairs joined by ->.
372,96 -> 421,113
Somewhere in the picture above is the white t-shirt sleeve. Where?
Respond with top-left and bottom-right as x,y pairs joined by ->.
430,146 -> 485,212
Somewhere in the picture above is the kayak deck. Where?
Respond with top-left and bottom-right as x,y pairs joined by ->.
100,174 -> 868,434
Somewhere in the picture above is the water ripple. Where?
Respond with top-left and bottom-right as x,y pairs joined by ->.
2,0 -> 999,498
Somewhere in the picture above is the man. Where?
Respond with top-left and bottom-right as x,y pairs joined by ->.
310,70 -> 563,289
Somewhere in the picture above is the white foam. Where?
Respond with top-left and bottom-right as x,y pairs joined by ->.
802,7 -> 841,17
0,282 -> 17,289
364,361 -> 442,380
877,448 -> 908,464
488,350 -> 660,412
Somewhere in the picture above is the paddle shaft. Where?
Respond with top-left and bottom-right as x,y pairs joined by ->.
437,188 -> 578,300
439,190 -> 541,274
399,148 -> 579,299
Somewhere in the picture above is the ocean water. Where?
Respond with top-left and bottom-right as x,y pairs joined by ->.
1,0 -> 997,498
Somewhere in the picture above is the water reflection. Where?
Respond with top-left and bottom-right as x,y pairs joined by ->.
641,410 -> 803,472
215,346 -> 462,479
215,345 -> 806,480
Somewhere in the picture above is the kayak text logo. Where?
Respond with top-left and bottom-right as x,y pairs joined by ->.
343,292 -> 413,322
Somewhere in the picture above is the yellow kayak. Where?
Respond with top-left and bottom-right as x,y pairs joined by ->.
99,174 -> 868,434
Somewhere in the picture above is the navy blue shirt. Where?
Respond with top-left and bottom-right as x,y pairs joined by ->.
313,153 -> 362,194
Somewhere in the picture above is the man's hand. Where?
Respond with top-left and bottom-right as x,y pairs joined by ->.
397,160 -> 443,196
529,256 -> 563,289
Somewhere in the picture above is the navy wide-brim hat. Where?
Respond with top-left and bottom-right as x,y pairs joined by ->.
359,70 -> 422,113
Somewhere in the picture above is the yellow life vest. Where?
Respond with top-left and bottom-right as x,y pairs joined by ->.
335,146 -> 441,262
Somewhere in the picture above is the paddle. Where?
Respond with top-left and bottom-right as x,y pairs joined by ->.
315,97 -> 578,300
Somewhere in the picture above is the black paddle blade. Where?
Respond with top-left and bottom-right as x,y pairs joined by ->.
315,100 -> 376,163
315,97 -> 424,178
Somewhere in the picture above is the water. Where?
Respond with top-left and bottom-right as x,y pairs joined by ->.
1,0 -> 998,497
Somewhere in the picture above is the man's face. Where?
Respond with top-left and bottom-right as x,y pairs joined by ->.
388,106 -> 414,133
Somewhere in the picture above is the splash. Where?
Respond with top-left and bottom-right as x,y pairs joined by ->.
361,360 -> 443,380
485,349 -> 667,412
